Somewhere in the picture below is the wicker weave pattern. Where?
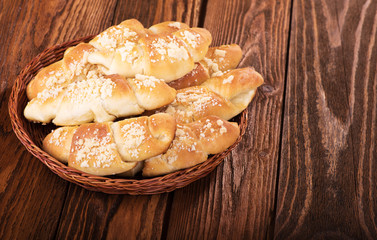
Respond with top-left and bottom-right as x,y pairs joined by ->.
8,36 -> 248,195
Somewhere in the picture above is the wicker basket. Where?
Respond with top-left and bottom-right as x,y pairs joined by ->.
8,35 -> 248,195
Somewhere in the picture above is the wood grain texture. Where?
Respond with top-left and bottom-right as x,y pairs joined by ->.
113,0 -> 202,27
54,1 -> 203,239
55,186 -> 170,240
4,0 -> 377,239
0,0 -> 116,239
274,0 -> 377,239
337,0 -> 377,238
166,0 -> 292,239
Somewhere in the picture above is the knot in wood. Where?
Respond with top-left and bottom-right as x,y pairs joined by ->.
260,84 -> 277,97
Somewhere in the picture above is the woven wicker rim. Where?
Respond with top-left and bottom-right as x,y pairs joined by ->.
8,35 -> 249,195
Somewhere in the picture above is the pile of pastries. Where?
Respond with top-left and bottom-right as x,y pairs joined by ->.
24,19 -> 263,177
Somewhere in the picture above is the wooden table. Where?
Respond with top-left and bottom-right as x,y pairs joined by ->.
1,0 -> 377,239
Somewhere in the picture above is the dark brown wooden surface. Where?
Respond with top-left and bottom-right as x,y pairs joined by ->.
274,0 -> 377,239
1,0 -> 377,239
166,0 -> 291,239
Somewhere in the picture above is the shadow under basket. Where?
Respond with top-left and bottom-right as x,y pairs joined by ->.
8,35 -> 249,195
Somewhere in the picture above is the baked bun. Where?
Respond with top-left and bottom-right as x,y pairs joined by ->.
43,113 -> 175,176
88,19 -> 212,82
111,113 -> 176,161
24,73 -> 176,125
143,116 -> 240,177
27,43 -> 97,100
68,122 -> 138,176
43,114 -> 240,177
165,67 -> 264,123
26,19 -> 264,179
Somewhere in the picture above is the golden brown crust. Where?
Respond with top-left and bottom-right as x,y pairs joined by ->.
173,28 -> 212,62
142,116 -> 240,177
24,72 -> 176,125
139,33 -> 195,82
100,74 -> 143,118
187,116 -> 240,154
88,20 -> 212,82
27,43 -> 98,100
68,122 -> 138,176
26,61 -> 65,100
89,19 -> 146,51
142,124 -> 207,177
43,114 -> 176,176
62,43 -> 98,79
202,67 -> 264,113
88,19 -> 147,77
201,67 -> 264,99
111,113 -> 176,161
165,67 -> 264,124
43,126 -> 78,163
51,72 -> 120,126
166,44 -> 242,90
167,63 -> 210,90
126,75 -> 177,110
24,86 -> 65,123
165,86 -> 238,123
43,115 -> 241,177
148,21 -> 190,34
201,44 -> 243,75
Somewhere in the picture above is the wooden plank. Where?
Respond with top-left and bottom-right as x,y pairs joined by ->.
55,186 -> 170,240
274,0 -> 377,238
165,0 -> 292,239
113,0 -> 202,27
54,1 -> 203,239
336,0 -> 377,238
0,0 -> 118,239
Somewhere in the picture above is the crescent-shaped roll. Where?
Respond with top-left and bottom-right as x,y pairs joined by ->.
27,43 -> 98,100
165,67 -> 264,124
43,113 -> 176,176
111,113 -> 176,161
27,20 -> 211,101
142,115 -> 240,177
87,19 -> 212,82
68,122 -> 138,176
26,19 -> 265,179
24,73 -> 176,125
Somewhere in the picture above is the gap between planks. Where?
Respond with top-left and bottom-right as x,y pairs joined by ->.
267,0 -> 295,239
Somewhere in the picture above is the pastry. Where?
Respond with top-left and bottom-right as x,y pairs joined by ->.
43,114 -> 240,177
24,73 -> 176,125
